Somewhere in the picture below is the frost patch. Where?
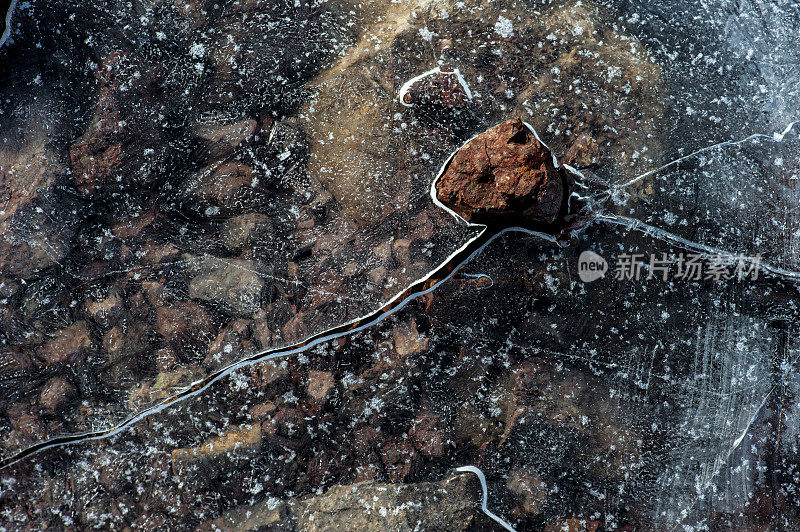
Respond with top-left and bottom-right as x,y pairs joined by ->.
419,27 -> 434,42
494,16 -> 514,38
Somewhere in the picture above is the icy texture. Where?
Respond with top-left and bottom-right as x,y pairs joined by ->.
1,0 -> 799,530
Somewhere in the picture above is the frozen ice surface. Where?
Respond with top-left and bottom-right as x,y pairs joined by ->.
1,0 -> 800,530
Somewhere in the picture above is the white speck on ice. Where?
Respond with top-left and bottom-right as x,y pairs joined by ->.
419,27 -> 434,41
494,16 -> 514,38
189,42 -> 206,58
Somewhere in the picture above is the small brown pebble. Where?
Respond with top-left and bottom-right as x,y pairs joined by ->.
307,370 -> 335,404
39,377 -> 77,413
565,132 -> 600,168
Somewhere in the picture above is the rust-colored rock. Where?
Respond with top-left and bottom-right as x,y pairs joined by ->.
435,118 -> 575,228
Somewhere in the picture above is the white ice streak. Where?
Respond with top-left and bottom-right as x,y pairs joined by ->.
397,66 -> 473,108
596,213 -> 800,282
455,466 -> 517,531
0,0 -> 19,49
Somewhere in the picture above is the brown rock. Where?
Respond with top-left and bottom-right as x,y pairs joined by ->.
0,130 -> 64,279
37,321 -> 92,365
188,256 -> 264,317
392,238 -> 412,266
171,0 -> 207,29
171,424 -> 263,479
155,300 -> 215,344
565,132 -> 600,168
351,425 -> 382,458
38,377 -> 77,413
281,311 -> 306,343
392,318 -> 429,357
435,118 -> 575,228
201,474 -> 486,531
291,473 -> 483,531
0,128 -> 61,225
307,370 -> 335,405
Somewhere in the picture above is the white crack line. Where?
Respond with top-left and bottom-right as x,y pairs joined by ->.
0,224 -> 558,470
455,466 -> 517,532
596,213 -> 800,282
397,66 -> 473,107
0,0 -> 18,48
460,272 -> 494,287
616,120 -> 799,190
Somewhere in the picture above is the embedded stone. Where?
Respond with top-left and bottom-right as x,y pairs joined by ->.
435,118 -> 575,228
188,256 -> 264,317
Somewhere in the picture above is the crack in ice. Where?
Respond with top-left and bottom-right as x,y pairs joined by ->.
615,120 -> 799,190
455,466 -> 517,532
595,213 -> 800,282
0,0 -> 17,48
